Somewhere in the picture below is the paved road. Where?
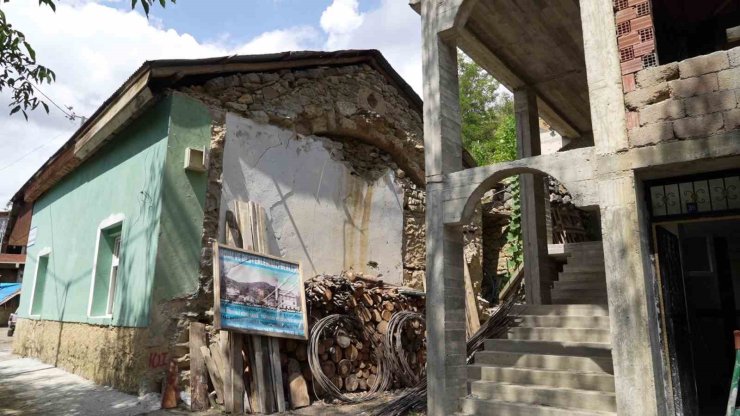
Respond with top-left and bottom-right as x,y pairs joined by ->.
0,330 -> 161,416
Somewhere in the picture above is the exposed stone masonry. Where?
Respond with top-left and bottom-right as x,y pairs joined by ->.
179,64 -> 428,290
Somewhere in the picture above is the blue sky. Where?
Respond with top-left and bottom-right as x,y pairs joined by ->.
132,0 -> 381,45
0,0 -> 421,204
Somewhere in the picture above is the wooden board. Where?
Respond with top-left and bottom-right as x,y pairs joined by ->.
200,345 -> 225,405
189,322 -> 209,411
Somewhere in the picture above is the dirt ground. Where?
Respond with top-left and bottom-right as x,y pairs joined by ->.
0,330 -> 418,415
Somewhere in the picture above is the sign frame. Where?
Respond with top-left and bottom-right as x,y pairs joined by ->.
213,242 -> 308,340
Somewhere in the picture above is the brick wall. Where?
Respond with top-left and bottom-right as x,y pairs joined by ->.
624,48 -> 740,147
615,0 -> 658,87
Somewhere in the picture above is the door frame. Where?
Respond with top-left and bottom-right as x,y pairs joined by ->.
651,214 -> 740,414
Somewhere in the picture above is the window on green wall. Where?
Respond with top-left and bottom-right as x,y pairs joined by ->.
30,251 -> 50,316
89,220 -> 123,318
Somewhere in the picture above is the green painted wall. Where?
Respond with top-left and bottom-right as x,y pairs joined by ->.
18,99 -> 171,327
151,93 -> 211,303
17,94 -> 212,328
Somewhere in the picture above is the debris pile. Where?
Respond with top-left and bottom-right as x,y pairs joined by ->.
280,272 -> 426,399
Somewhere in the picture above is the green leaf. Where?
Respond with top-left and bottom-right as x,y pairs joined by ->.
10,106 -> 20,115
23,41 -> 36,61
41,101 -> 49,113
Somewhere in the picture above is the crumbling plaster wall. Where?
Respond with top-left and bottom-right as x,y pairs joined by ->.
180,64 -> 428,289
221,115 -> 405,282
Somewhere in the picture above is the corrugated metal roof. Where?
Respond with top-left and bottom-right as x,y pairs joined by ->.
0,283 -> 21,306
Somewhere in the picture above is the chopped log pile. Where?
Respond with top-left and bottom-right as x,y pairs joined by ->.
286,272 -> 426,399
190,271 -> 426,411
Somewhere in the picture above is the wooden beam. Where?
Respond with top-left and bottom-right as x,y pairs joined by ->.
73,70 -> 153,159
190,322 -> 209,411
201,345 -> 225,405
463,261 -> 480,337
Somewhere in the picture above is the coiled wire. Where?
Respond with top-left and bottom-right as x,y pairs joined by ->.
383,311 -> 425,387
308,314 -> 391,403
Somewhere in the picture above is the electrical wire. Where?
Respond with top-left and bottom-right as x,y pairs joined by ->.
29,84 -> 82,121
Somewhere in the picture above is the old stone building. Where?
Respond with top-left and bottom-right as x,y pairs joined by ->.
10,50 -> 434,395
415,0 -> 740,415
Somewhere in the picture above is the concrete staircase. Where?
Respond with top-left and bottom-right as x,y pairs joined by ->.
461,241 -> 616,415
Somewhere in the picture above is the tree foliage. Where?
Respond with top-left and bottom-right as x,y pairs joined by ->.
458,53 -> 523,281
458,52 -> 516,166
0,0 -> 175,118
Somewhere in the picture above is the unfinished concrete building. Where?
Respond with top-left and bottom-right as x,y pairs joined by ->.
414,0 -> 740,415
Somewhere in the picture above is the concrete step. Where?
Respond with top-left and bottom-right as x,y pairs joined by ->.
473,351 -> 614,374
559,272 -> 606,282
551,288 -> 608,299
484,339 -> 612,357
563,264 -> 607,274
513,315 -> 611,329
511,304 -> 609,317
470,381 -> 617,413
460,398 -> 616,416
507,327 -> 611,343
553,280 -> 607,290
468,365 -> 616,392
551,296 -> 608,306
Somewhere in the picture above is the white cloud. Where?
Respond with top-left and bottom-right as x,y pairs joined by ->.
236,26 -> 321,55
0,2 -> 318,205
319,0 -> 422,93
320,0 -> 364,48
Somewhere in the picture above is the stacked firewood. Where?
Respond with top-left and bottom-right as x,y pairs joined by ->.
279,272 -> 426,399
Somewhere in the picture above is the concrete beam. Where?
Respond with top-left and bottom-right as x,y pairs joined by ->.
515,88 -> 552,304
440,147 -> 597,225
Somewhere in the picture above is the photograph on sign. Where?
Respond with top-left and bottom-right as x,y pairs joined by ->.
213,243 -> 308,339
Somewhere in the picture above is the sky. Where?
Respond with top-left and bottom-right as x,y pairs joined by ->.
0,0 -> 422,205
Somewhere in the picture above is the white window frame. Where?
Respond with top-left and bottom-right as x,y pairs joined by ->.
87,214 -> 125,319
28,247 -> 52,318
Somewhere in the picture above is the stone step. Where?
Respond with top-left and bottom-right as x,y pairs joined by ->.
559,272 -> 606,282
460,398 -> 616,416
484,339 -> 612,357
553,280 -> 607,290
473,351 -> 614,374
470,381 -> 617,413
513,315 -> 611,329
468,365 -> 616,392
507,327 -> 611,343
511,304 -> 609,317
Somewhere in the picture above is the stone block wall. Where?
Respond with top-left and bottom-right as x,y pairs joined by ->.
624,48 -> 740,147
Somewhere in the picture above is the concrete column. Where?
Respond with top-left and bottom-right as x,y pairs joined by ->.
579,0 -> 629,154
599,172 -> 660,416
514,88 -> 552,304
421,1 -> 467,415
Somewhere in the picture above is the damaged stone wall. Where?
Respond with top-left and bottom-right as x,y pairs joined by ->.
179,63 -> 427,290
13,319 -> 154,394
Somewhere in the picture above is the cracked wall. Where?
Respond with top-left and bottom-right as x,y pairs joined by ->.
180,63 -> 427,288
220,115 -> 405,283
